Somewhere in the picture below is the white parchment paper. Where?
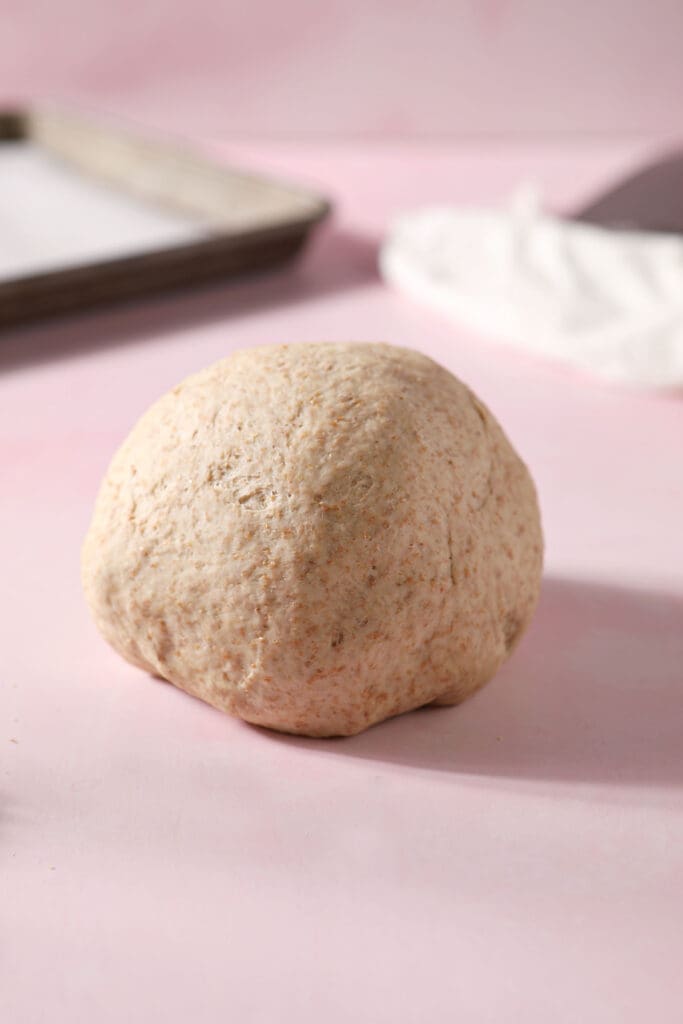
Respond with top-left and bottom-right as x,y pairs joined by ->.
0,142 -> 209,280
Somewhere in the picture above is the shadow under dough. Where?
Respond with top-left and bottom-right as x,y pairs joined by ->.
260,577 -> 683,786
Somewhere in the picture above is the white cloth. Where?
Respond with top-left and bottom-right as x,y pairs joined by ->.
380,189 -> 683,388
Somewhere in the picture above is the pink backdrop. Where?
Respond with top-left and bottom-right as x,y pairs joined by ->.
4,4 -> 683,1015
4,139 -> 683,1023
3,0 -> 683,138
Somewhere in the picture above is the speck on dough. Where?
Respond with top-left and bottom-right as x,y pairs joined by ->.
82,342 -> 543,737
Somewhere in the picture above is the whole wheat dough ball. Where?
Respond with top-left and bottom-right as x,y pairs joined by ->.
82,343 -> 542,737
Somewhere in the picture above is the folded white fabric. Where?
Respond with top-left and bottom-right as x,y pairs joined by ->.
380,188 -> 683,388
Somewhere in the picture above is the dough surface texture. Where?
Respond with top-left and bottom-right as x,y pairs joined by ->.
82,342 -> 543,736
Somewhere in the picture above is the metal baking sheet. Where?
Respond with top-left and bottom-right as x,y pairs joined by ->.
0,108 -> 330,326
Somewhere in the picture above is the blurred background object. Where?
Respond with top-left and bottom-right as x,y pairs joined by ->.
0,108 -> 330,325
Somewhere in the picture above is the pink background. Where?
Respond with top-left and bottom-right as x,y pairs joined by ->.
3,139 -> 683,1021
4,0 -> 683,138
3,3 -> 683,1020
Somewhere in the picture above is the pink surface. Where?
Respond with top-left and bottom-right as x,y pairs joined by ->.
2,140 -> 683,1022
4,1 -> 683,138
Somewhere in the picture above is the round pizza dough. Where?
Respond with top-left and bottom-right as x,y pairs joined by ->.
82,342 -> 543,737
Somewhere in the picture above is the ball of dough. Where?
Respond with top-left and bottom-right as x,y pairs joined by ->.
82,343 -> 543,737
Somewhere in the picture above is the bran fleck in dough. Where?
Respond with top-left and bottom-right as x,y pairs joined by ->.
82,342 -> 543,737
